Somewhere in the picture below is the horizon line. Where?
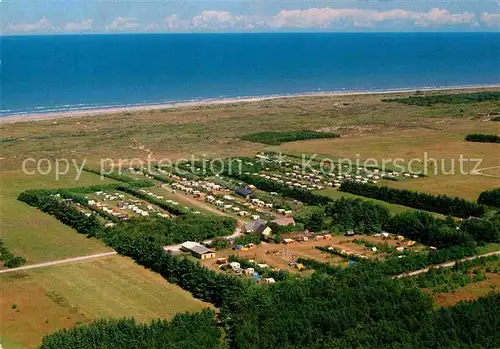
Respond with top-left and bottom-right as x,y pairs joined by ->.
3,30 -> 500,37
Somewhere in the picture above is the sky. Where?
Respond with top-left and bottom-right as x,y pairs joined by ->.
2,0 -> 500,35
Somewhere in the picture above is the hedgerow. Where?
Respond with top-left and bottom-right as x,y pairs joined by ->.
465,133 -> 500,143
340,181 -> 485,218
241,130 -> 340,145
382,91 -> 500,106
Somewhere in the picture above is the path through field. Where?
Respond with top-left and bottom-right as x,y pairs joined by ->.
0,252 -> 118,274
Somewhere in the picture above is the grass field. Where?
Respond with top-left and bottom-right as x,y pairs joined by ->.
0,169 -> 116,263
0,255 -> 212,348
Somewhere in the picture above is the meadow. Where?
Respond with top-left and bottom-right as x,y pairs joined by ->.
0,256 -> 212,348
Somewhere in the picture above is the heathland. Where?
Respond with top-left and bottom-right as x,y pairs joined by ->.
1,87 -> 499,348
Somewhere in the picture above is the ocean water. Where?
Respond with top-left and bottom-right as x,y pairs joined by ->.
1,32 -> 499,117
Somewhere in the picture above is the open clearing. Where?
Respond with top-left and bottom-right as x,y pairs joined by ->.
0,255 -> 212,348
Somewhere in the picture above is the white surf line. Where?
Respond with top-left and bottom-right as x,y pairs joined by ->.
0,251 -> 118,274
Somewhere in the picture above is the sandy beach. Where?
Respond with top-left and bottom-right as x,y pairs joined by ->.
1,85 -> 498,125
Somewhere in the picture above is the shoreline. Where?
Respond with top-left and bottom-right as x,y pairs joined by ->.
1,84 -> 499,125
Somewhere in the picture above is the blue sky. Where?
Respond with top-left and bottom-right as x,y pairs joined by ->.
2,0 -> 500,34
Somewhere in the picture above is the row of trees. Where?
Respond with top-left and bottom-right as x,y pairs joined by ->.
465,133 -> 500,143
326,197 -> 391,233
340,181 -> 485,218
228,173 -> 333,206
478,188 -> 500,208
105,213 -> 236,247
18,190 -> 102,237
39,309 -> 222,349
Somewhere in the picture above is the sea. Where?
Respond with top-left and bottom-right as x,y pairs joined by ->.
1,32 -> 499,117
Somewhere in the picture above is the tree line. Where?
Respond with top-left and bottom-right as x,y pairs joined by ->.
340,181 -> 485,218
39,309 -> 223,349
465,133 -> 500,143
478,188 -> 500,208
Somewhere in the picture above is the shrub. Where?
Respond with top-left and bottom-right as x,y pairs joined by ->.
234,235 -> 261,246
240,130 -> 340,145
209,237 -> 230,250
465,133 -> 500,143
4,256 -> 27,268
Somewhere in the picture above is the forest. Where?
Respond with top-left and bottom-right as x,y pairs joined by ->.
39,309 -> 223,349
339,181 -> 485,218
382,91 -> 500,106
465,133 -> 500,143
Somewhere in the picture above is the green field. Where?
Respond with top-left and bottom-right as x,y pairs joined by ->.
1,169 -> 116,263
0,256 -> 212,348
